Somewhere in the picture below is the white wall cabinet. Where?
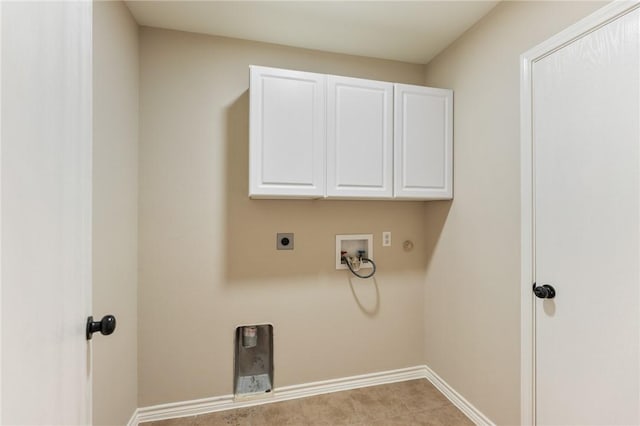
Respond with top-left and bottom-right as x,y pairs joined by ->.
249,66 -> 453,200
249,66 -> 325,198
326,76 -> 393,199
394,84 -> 453,199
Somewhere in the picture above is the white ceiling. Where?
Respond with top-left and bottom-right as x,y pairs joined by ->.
125,1 -> 499,64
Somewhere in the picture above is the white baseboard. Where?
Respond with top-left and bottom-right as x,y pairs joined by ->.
126,410 -> 138,426
423,365 -> 495,426
130,365 -> 494,425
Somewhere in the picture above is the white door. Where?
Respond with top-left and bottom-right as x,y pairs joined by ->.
532,8 -> 640,425
393,83 -> 453,200
326,75 -> 393,199
249,65 -> 325,199
1,2 -> 93,424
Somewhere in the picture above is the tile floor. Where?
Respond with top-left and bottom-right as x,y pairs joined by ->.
143,379 -> 474,426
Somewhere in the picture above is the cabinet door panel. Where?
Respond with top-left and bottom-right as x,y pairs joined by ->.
249,66 -> 325,198
327,76 -> 393,198
394,84 -> 453,199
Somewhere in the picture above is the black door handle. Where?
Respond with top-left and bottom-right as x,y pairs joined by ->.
533,283 -> 556,299
86,314 -> 116,340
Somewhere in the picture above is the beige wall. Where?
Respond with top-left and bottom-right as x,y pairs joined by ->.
93,2 -> 139,424
137,27 -> 430,406
422,2 -> 606,425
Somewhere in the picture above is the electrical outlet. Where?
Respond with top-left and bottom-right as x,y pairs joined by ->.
276,233 -> 294,250
382,231 -> 391,247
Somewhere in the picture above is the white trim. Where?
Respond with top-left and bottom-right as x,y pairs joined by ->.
129,365 -> 493,425
84,0 -> 94,420
126,410 -> 138,426
519,2 -> 640,425
520,37 -> 535,426
134,366 -> 425,424
0,1 -> 3,420
423,365 -> 494,426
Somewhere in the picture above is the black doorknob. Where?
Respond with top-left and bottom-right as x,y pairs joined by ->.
86,314 -> 116,340
533,283 -> 556,299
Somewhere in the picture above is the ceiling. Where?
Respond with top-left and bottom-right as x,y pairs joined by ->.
125,1 -> 499,64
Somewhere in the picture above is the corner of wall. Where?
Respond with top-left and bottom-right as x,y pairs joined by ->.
92,1 -> 140,424
420,1 -> 608,424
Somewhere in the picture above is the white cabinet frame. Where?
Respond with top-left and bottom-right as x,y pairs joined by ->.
249,66 -> 454,201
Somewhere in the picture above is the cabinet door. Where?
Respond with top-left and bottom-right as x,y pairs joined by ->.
394,84 -> 453,199
326,75 -> 393,199
249,66 -> 325,198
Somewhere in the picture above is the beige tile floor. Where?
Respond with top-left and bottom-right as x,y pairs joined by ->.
143,379 -> 474,426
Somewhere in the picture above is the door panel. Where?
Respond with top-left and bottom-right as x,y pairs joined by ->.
249,66 -> 325,198
326,75 -> 393,198
533,9 -> 640,425
1,2 -> 92,424
393,83 -> 453,199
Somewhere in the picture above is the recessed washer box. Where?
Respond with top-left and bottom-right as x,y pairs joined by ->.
335,234 -> 373,270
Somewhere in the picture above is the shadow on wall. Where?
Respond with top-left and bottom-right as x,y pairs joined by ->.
348,276 -> 381,317
423,200 -> 453,274
223,91 -> 452,283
